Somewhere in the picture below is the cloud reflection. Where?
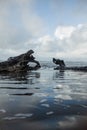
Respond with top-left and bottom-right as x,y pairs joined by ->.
57,116 -> 87,130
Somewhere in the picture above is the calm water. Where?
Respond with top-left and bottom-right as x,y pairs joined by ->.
0,61 -> 87,130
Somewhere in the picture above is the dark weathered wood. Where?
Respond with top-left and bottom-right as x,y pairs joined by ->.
53,58 -> 87,72
54,66 -> 87,72
53,58 -> 66,69
0,50 -> 41,72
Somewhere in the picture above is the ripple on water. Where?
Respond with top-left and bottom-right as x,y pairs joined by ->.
40,99 -> 47,103
54,84 -> 63,89
3,113 -> 33,120
41,104 -> 50,108
0,109 -> 6,113
46,111 -> 54,115
0,87 -> 28,89
10,93 -> 34,96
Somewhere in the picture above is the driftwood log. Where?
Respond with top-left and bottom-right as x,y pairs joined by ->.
54,66 -> 87,72
53,58 -> 65,69
0,50 -> 41,72
53,58 -> 87,72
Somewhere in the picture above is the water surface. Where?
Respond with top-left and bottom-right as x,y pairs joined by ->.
0,62 -> 87,130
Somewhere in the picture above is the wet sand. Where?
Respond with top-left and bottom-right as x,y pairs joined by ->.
0,68 -> 87,130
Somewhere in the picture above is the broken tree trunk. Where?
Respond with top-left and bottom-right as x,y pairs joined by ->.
0,50 -> 41,72
53,58 -> 87,72
54,66 -> 87,72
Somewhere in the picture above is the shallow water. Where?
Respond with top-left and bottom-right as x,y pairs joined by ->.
0,63 -> 87,130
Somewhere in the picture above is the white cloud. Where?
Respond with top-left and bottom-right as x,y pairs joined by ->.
0,0 -> 87,61
0,0 -> 46,60
0,0 -> 45,42
54,24 -> 87,60
55,26 -> 75,40
29,24 -> 87,61
18,1 -> 46,37
0,21 -> 87,61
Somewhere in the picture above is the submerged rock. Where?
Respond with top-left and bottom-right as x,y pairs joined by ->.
0,50 -> 41,73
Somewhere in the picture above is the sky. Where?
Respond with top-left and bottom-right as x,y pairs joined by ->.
0,0 -> 87,61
